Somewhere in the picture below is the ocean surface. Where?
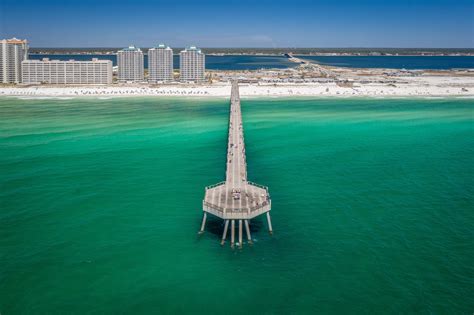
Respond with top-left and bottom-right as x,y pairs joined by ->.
298,55 -> 474,70
0,97 -> 473,314
28,54 -> 296,70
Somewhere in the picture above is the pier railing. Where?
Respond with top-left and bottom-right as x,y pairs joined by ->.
247,181 -> 271,200
203,201 -> 224,213
203,199 -> 271,218
247,181 -> 268,190
205,181 -> 226,190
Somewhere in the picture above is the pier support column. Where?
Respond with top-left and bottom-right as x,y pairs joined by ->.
231,220 -> 235,248
266,212 -> 273,235
199,212 -> 207,234
221,220 -> 229,245
238,220 -> 243,248
244,220 -> 252,244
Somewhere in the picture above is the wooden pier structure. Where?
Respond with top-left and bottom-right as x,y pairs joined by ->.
199,81 -> 272,248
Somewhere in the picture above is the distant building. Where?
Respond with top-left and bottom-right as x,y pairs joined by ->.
117,46 -> 144,82
21,58 -> 112,84
180,46 -> 205,82
0,38 -> 28,84
148,44 -> 173,82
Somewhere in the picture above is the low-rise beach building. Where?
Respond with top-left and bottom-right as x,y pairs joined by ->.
21,58 -> 112,84
148,44 -> 173,82
117,46 -> 144,82
180,46 -> 205,82
1,38 -> 29,84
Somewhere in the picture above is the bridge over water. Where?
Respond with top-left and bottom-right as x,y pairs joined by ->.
199,81 -> 272,248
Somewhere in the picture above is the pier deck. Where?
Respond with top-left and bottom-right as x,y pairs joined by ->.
200,82 -> 272,247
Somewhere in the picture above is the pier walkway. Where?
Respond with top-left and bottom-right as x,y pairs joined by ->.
199,81 -> 272,248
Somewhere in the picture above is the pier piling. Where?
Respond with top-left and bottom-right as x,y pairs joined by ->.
221,220 -> 229,245
266,212 -> 273,235
245,220 -> 252,244
231,220 -> 235,248
199,213 -> 207,234
238,220 -> 243,248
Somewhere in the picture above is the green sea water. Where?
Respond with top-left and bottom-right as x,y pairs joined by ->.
0,96 -> 473,314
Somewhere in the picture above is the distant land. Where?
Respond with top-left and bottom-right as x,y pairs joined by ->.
29,47 -> 474,56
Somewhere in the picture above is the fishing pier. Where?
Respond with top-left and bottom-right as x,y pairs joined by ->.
199,81 -> 272,248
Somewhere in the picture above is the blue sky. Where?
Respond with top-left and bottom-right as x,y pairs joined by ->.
0,0 -> 473,47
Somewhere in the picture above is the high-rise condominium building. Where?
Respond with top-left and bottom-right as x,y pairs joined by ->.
21,58 -> 112,84
0,38 -> 28,83
148,44 -> 173,83
117,46 -> 144,82
179,46 -> 205,82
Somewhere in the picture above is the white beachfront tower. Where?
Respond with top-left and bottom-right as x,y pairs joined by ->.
0,38 -> 28,84
179,46 -> 205,82
148,44 -> 173,83
117,45 -> 144,82
22,58 -> 112,84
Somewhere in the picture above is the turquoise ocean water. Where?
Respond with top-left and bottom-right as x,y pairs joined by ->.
0,97 -> 473,314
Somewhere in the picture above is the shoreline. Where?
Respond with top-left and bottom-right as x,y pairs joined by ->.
1,80 -> 473,99
4,96 -> 472,103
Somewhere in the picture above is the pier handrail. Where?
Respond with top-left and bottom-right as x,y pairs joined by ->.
247,181 -> 268,190
205,181 -> 226,190
203,201 -> 224,212
247,181 -> 271,200
203,200 -> 271,214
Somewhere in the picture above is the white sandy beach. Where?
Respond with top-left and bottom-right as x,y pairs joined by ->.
1,75 -> 473,98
